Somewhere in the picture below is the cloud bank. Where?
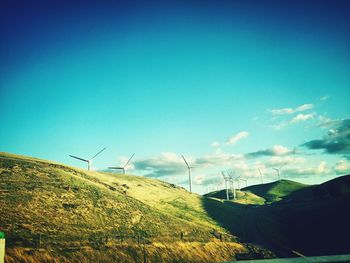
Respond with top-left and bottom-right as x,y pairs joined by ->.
270,103 -> 314,115
226,131 -> 249,145
246,145 -> 294,158
302,119 -> 350,156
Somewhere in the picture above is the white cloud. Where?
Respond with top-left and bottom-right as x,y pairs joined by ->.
195,152 -> 243,167
226,131 -> 249,145
273,145 -> 291,155
232,160 -> 250,171
116,156 -> 135,170
320,96 -> 330,101
296,104 -> 314,112
133,151 -> 245,179
271,103 -> 314,116
254,160 -> 266,170
317,116 -> 342,129
133,152 -> 186,178
284,161 -> 331,177
334,160 -> 350,175
246,145 -> 295,158
211,141 -> 221,148
271,108 -> 294,115
269,103 -> 315,129
290,113 -> 314,123
317,161 -> 330,174
194,175 -> 204,185
266,156 -> 306,167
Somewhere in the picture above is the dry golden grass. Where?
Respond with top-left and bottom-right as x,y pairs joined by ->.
0,152 -> 274,262
5,241 -> 246,263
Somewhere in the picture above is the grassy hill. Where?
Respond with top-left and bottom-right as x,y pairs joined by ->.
204,189 -> 265,205
205,180 -> 309,204
242,179 -> 311,203
0,152 -> 272,262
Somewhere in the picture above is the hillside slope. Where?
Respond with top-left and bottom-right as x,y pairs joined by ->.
285,174 -> 350,202
203,176 -> 350,257
242,179 -> 311,203
257,175 -> 350,256
0,152 -> 273,262
204,189 -> 265,205
205,180 -> 309,204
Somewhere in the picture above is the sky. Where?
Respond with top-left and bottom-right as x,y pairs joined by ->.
1,0 -> 350,194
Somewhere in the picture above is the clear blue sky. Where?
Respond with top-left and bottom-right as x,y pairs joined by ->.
1,0 -> 349,193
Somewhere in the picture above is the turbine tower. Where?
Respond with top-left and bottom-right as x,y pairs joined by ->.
236,177 -> 241,190
221,171 -> 231,200
258,168 -> 264,184
69,147 -> 106,171
182,155 -> 193,193
226,170 -> 240,200
109,153 -> 135,174
272,165 -> 284,181
240,178 -> 248,188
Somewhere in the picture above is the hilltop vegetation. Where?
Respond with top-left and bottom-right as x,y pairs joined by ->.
0,152 -> 273,262
204,189 -> 265,205
204,180 -> 310,205
242,179 -> 310,203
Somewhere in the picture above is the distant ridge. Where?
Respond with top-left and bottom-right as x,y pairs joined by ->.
285,174 -> 350,202
204,189 -> 265,205
205,179 -> 311,204
242,179 -> 311,203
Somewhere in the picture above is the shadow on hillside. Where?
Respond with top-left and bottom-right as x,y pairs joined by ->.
201,197 -> 248,240
287,174 -> 350,202
202,189 -> 350,257
266,198 -> 350,256
201,197 -> 279,259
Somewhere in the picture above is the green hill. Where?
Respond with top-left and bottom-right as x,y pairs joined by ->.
0,152 -> 272,262
205,180 -> 310,204
204,189 -> 265,205
242,179 -> 311,203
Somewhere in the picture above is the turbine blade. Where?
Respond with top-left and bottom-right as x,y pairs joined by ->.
221,171 -> 228,179
124,153 -> 135,168
181,155 -> 190,168
69,155 -> 88,162
90,147 -> 106,160
108,167 -> 124,170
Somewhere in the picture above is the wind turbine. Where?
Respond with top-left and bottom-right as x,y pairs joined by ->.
109,153 -> 135,174
222,171 -> 231,200
69,147 -> 106,171
240,178 -> 248,188
236,177 -> 241,190
258,168 -> 264,184
226,170 -> 240,200
228,170 -> 241,191
182,155 -> 193,193
272,165 -> 284,181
